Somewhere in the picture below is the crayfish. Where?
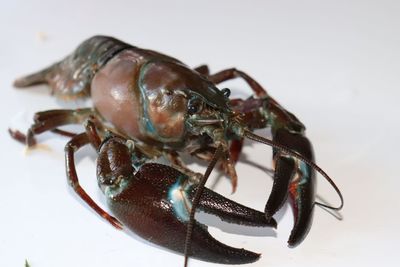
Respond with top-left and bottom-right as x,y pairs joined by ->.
10,36 -> 343,266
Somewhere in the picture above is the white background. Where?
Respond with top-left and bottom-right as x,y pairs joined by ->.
1,1 -> 399,266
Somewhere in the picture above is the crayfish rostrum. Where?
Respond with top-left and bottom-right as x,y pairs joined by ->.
10,36 -> 343,266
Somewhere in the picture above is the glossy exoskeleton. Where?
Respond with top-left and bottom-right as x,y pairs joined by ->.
10,36 -> 342,266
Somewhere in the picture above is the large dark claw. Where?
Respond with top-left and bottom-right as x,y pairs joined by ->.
265,128 -> 315,247
193,183 -> 277,229
107,163 -> 273,264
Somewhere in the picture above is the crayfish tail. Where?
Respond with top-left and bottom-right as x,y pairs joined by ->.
14,36 -> 131,99
14,66 -> 52,88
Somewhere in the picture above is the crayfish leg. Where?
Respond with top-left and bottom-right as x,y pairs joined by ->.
65,132 -> 123,229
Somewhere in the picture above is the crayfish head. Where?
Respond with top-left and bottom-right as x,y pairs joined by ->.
139,59 -> 233,148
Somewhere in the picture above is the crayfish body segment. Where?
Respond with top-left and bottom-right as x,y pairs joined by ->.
11,36 -> 342,264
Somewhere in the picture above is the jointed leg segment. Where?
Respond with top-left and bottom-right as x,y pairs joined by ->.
65,122 -> 123,229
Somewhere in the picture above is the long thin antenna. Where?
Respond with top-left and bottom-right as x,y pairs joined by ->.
244,130 -> 343,211
183,145 -> 223,267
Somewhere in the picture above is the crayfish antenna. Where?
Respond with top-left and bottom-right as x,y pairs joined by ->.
184,145 -> 223,267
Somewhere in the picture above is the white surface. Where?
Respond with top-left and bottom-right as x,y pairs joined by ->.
1,1 -> 399,266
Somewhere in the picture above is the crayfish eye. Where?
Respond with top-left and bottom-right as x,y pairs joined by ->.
187,97 -> 203,115
221,88 -> 231,98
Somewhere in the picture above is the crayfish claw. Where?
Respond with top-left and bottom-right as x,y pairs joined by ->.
188,223 -> 261,264
106,163 -> 271,264
193,183 -> 276,228
287,170 -> 314,247
268,128 -> 315,247
265,156 -> 296,219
